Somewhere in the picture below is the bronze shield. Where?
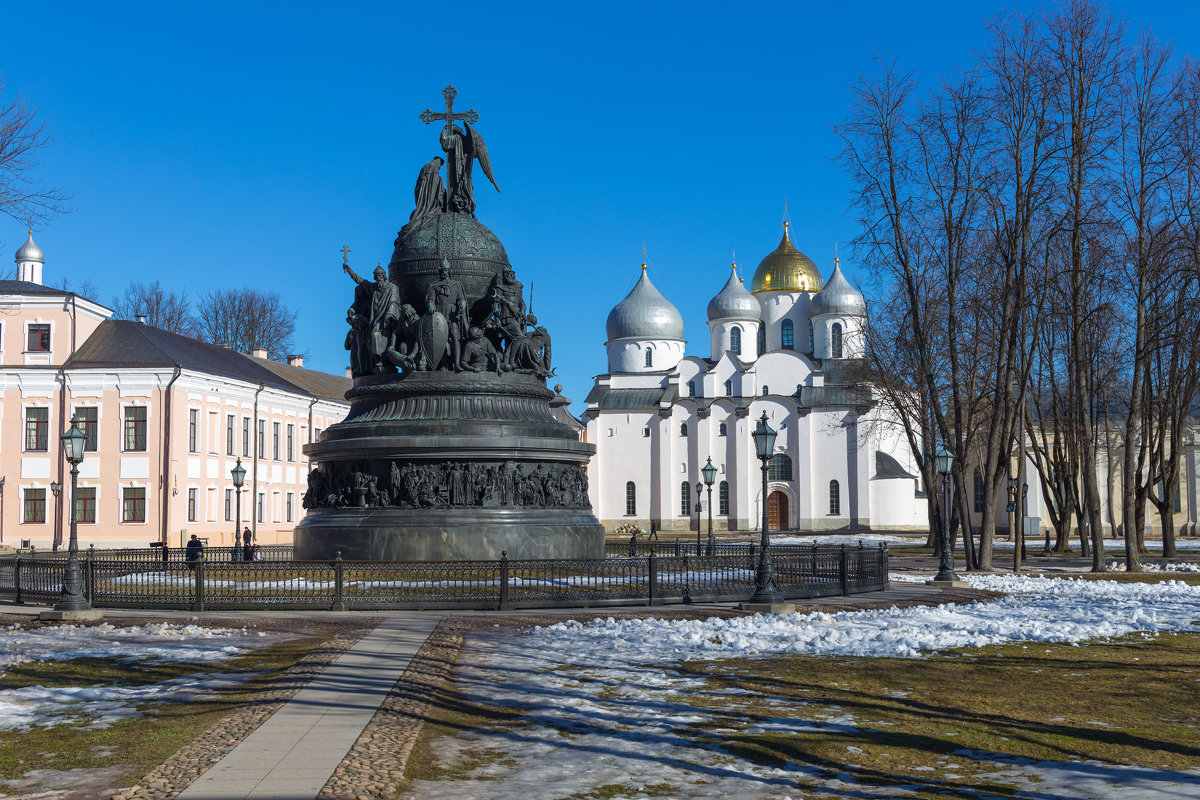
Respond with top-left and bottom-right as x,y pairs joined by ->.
419,311 -> 449,368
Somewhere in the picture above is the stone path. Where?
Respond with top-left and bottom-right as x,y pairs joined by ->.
174,614 -> 442,800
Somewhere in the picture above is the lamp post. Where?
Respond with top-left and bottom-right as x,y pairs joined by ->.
50,481 -> 62,551
231,459 -> 246,553
702,457 -> 717,556
53,415 -> 90,612
748,411 -> 783,603
694,481 -> 703,554
933,445 -> 961,583
0,476 -> 5,545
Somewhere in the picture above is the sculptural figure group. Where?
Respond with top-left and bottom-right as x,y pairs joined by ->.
343,258 -> 552,379
302,459 -> 590,511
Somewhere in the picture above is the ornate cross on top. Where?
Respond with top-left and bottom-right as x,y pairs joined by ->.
340,244 -> 351,267
419,85 -> 479,133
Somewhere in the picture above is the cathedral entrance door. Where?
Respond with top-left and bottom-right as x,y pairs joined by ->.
767,491 -> 789,530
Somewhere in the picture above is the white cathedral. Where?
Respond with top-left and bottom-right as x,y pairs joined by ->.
583,222 -> 927,532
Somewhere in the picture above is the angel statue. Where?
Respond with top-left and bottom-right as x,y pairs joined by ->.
441,121 -> 499,216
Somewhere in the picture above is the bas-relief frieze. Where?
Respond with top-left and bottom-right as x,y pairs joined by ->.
303,459 -> 590,511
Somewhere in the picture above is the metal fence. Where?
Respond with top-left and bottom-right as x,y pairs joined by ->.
0,544 -> 889,611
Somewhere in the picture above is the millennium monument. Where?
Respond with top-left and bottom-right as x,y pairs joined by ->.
293,86 -> 604,561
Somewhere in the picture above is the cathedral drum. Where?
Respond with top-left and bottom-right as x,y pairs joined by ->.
293,86 -> 604,561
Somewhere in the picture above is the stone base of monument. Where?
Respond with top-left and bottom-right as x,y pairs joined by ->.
738,602 -> 797,615
40,608 -> 104,622
295,507 -> 604,561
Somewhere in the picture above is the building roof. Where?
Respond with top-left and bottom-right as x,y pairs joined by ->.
65,320 -> 350,401
706,263 -> 761,322
0,279 -> 73,297
875,451 -> 917,479
749,222 -> 824,294
15,232 -> 44,264
811,259 -> 866,317
605,265 -> 685,341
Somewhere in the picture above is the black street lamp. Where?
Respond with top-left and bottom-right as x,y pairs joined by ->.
933,445 -> 961,583
748,411 -> 783,604
702,457 -> 717,556
694,481 -> 703,554
50,481 -> 62,551
231,459 -> 246,553
53,415 -> 90,612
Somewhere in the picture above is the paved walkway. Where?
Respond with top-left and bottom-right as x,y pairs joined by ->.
175,614 -> 443,800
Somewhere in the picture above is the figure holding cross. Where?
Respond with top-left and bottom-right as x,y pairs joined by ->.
420,85 -> 499,216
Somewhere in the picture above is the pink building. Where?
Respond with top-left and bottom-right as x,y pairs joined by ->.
1,233 -> 350,550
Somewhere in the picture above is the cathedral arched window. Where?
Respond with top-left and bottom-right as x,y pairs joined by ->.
724,379 -> 733,396
829,479 -> 841,515
768,454 -> 792,481
730,326 -> 742,355
762,386 -> 769,396
644,348 -> 654,368
625,482 -> 636,516
681,482 -> 691,516
808,320 -> 814,353
974,470 -> 985,513
781,319 -> 794,350
757,326 -> 766,356
719,480 -> 729,515
831,323 -> 843,358
679,423 -> 688,437
688,379 -> 699,398
718,422 -> 727,436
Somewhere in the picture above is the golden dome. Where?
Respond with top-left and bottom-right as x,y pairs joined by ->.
749,222 -> 824,294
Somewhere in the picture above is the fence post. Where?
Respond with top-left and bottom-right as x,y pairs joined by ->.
331,551 -> 345,611
647,551 -> 657,606
85,546 -> 95,604
839,545 -> 849,596
13,557 -> 22,605
498,551 -> 511,611
193,554 -> 206,612
881,544 -> 890,589
749,543 -> 757,572
673,538 -> 681,557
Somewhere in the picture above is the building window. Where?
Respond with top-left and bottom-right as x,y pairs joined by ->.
75,407 -> 98,451
286,492 -> 294,522
757,326 -> 766,356
719,422 -> 727,436
642,426 -> 651,437
829,479 -> 841,515
75,487 -> 96,524
122,487 -> 147,523
730,326 -> 742,355
25,407 -> 49,452
768,454 -> 793,481
124,407 -> 147,452
625,482 -> 636,516
225,488 -> 233,522
781,319 -> 794,350
681,482 -> 692,516
314,427 -> 322,442
762,386 -> 769,396
719,480 -> 729,515
720,380 -> 730,396
226,414 -> 235,456
680,423 -> 688,437
188,409 -> 199,452
258,420 -> 266,459
832,323 -> 843,358
644,348 -> 653,368
188,488 -> 198,522
974,471 -> 985,513
273,422 -> 281,460
23,488 -> 46,523
808,320 -> 814,353
688,379 -> 698,398
257,492 -> 265,523
243,418 -> 251,457
287,424 -> 295,461
27,324 -> 50,352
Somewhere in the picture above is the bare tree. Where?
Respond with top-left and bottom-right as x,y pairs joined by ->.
111,280 -> 198,337
195,287 -> 297,360
0,79 -> 70,226
53,275 -> 101,304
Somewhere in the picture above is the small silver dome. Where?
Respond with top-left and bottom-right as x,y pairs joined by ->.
606,266 -> 685,341
811,260 -> 865,317
15,232 -> 44,264
707,263 -> 762,322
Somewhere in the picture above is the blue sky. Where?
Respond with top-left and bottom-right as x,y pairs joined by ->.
6,0 -> 1199,413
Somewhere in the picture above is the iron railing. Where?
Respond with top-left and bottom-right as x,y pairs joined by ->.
0,544 -> 889,611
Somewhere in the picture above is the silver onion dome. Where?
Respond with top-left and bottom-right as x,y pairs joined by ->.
811,260 -> 866,317
15,231 -> 44,264
707,263 -> 762,322
606,266 -> 685,341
